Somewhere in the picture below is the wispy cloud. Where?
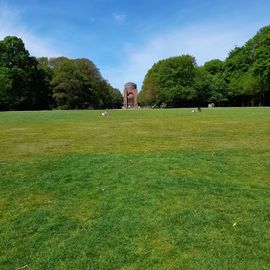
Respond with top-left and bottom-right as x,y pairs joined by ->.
0,3 -> 60,57
103,23 -> 258,91
113,13 -> 126,23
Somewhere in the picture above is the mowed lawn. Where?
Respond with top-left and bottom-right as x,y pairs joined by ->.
0,108 -> 270,270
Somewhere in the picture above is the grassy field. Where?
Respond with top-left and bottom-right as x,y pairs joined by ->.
0,108 -> 270,270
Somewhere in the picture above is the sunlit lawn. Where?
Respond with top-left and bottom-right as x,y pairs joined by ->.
0,108 -> 270,269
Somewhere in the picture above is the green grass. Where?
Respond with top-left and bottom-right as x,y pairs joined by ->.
0,108 -> 270,269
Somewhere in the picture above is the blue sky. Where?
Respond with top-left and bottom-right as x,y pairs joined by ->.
0,0 -> 270,91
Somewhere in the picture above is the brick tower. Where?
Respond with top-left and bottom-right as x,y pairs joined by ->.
123,82 -> 138,108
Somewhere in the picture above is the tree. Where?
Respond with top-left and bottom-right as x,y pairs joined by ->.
50,57 -> 123,109
204,59 -> 224,75
224,25 -> 270,106
138,69 -> 160,105
250,26 -> 270,105
51,59 -> 91,109
0,36 -> 51,110
0,67 -> 12,110
209,74 -> 228,106
109,87 -> 123,108
139,55 -> 197,106
193,67 -> 212,106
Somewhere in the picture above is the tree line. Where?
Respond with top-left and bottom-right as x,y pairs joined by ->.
138,25 -> 270,107
1,25 -> 270,111
0,36 -> 122,111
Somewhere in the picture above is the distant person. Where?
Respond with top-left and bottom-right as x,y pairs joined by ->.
192,107 -> 201,113
101,110 -> 109,116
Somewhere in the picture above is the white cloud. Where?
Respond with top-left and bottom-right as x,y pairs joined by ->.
113,13 -> 126,23
0,3 -> 60,57
103,23 -> 257,91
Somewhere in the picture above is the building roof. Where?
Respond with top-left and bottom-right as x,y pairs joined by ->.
125,82 -> 137,88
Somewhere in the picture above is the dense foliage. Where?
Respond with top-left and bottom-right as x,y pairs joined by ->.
0,36 -> 122,111
0,36 -> 51,110
1,25 -> 270,110
139,25 -> 270,107
39,57 -> 122,109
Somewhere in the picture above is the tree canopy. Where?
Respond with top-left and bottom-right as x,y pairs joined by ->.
0,36 -> 51,110
138,55 -> 198,107
0,36 -> 122,111
139,25 -> 270,107
1,25 -> 270,110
